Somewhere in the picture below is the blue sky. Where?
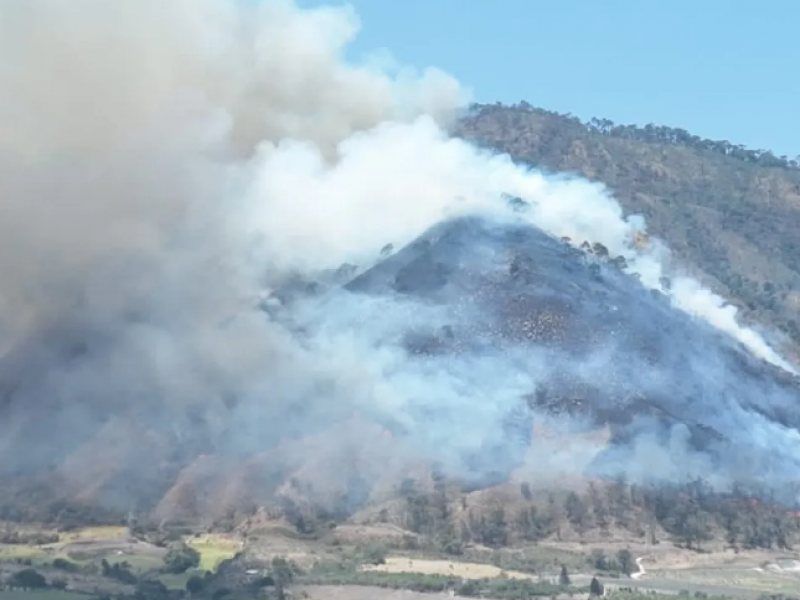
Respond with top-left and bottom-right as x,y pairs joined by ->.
296,0 -> 800,158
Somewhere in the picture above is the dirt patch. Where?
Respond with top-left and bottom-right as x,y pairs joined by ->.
245,532 -> 330,570
331,524 -> 417,545
362,557 -> 532,580
58,526 -> 128,542
297,585 -> 587,600
295,585 -> 463,600
62,538 -> 165,559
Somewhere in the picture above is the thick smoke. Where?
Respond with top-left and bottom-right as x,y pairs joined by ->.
0,0 -> 463,337
0,0 -> 796,515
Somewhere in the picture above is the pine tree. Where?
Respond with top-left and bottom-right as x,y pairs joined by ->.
590,576 -> 604,596
559,564 -> 571,586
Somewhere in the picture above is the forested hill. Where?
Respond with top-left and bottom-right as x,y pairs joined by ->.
455,103 -> 800,349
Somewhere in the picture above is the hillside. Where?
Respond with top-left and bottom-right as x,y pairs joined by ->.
3,106 -> 800,597
7,3 -> 800,599
3,212 -> 800,544
456,103 -> 800,350
1,100 -> 800,555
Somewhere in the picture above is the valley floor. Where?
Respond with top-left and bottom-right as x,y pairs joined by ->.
1,523 -> 800,600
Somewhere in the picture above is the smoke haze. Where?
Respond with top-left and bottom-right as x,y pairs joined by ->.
0,0 -> 798,516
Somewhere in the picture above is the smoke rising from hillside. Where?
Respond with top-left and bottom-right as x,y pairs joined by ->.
0,0 -> 797,515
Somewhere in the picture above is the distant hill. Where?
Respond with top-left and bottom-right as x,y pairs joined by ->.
455,103 -> 800,350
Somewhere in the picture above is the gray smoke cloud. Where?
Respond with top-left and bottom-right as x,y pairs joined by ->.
0,0 -> 797,517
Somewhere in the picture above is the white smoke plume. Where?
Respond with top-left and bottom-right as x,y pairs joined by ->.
0,0 -> 462,337
0,0 -> 795,511
0,0 -> 784,368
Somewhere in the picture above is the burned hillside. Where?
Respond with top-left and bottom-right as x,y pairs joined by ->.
0,0 -> 799,539
343,215 -> 800,489
4,211 -> 800,525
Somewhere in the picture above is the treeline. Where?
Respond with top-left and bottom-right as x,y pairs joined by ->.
0,486 -> 126,528
272,473 -> 800,556
302,568 -> 580,599
471,102 -> 800,171
0,529 -> 59,545
392,477 -> 800,555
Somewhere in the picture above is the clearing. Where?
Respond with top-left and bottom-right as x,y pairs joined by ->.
186,534 -> 241,571
0,526 -> 239,582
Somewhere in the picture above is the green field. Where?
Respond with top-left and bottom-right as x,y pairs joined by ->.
642,567 -> 800,598
0,545 -> 49,560
185,535 -> 240,571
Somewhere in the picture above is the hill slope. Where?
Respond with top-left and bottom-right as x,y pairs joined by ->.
2,97 -> 800,544
2,212 -> 800,527
344,215 -> 800,486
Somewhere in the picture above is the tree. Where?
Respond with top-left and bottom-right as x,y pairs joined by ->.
564,491 -> 591,533
484,507 -> 508,547
547,493 -> 566,541
271,557 -> 295,600
162,542 -> 201,574
101,559 -> 138,584
186,574 -> 206,596
559,564 -> 571,586
616,549 -> 634,576
362,543 -> 387,565
472,506 -> 508,547
136,579 -> 170,600
589,576 -> 604,597
592,242 -> 609,258
9,568 -> 47,589
590,549 -> 612,572
520,482 -> 533,501
457,580 -> 480,596
51,578 -> 68,590
52,558 -> 79,572
588,483 -> 610,532
607,477 -> 632,528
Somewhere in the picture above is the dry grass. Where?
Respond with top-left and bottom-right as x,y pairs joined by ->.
58,526 -> 128,542
330,524 -> 416,545
0,545 -> 48,559
361,557 -> 532,580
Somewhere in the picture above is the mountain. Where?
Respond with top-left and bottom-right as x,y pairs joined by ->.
2,102 -> 800,548
344,214 -> 800,486
456,103 -> 800,352
2,209 -> 800,530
